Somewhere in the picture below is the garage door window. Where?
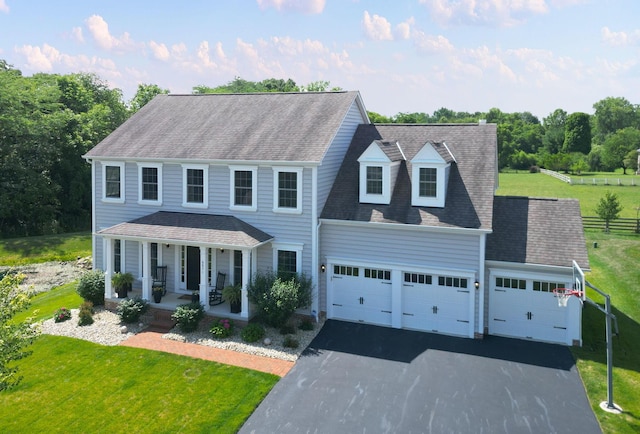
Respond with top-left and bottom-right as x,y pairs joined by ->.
438,275 -> 468,288
404,272 -> 432,284
533,280 -> 564,292
364,268 -> 390,280
495,277 -> 526,290
334,265 -> 359,276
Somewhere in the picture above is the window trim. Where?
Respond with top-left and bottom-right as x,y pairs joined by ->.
272,242 -> 303,275
182,164 -> 209,209
137,163 -> 163,205
359,162 -> 391,204
229,165 -> 257,212
272,167 -> 303,214
411,163 -> 447,207
101,161 -> 125,203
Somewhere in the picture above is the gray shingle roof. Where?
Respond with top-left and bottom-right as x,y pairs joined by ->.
374,140 -> 405,161
321,123 -> 498,229
98,212 -> 273,248
486,196 -> 589,269
84,92 -> 364,162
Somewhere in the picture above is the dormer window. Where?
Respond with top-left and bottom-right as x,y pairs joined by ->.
358,140 -> 405,204
411,142 -> 454,208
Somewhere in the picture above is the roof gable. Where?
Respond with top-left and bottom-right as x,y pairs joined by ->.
412,142 -> 450,165
85,91 -> 366,163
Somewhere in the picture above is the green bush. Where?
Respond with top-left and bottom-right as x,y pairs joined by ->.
298,318 -> 314,331
247,271 -> 312,328
117,297 -> 149,323
76,270 -> 105,306
209,318 -> 234,338
282,335 -> 299,348
241,323 -> 265,343
279,324 -> 295,335
171,302 -> 204,332
78,301 -> 94,326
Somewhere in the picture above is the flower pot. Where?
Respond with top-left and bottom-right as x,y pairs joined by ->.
153,292 -> 162,303
191,293 -> 200,303
230,300 -> 241,314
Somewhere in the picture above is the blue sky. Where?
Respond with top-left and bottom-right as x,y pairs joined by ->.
1,0 -> 639,119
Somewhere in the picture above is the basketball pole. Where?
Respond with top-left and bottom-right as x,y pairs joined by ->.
583,281 -> 621,413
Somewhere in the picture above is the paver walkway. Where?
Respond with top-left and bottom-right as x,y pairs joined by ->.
120,332 -> 294,377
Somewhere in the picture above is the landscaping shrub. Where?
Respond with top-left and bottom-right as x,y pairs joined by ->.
298,318 -> 314,331
78,301 -> 94,326
76,269 -> 105,306
171,302 -> 204,332
247,271 -> 312,328
282,335 -> 299,348
241,323 -> 265,343
53,307 -> 72,323
116,297 -> 149,323
209,318 -> 234,338
279,324 -> 295,335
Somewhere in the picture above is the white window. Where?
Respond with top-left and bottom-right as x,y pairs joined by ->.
182,164 -> 209,208
229,166 -> 257,211
411,143 -> 451,208
113,239 -> 123,273
102,162 -> 125,203
273,168 -> 303,214
359,162 -> 391,204
137,163 -> 163,205
272,242 -> 303,277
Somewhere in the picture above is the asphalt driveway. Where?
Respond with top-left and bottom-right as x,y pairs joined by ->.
240,320 -> 600,434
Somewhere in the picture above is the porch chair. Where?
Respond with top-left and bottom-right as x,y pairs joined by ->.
152,265 -> 168,296
209,272 -> 226,306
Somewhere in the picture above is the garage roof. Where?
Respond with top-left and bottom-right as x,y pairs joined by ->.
486,196 -> 589,269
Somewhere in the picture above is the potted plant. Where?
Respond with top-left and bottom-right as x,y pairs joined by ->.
191,290 -> 200,303
112,272 -> 134,299
222,284 -> 242,313
152,287 -> 163,303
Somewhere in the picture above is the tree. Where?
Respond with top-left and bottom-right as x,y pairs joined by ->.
592,96 -> 639,143
602,127 -> 640,173
0,273 -> 40,391
623,148 -> 639,174
563,112 -> 591,154
542,108 -> 567,154
595,191 -> 622,232
129,83 -> 169,113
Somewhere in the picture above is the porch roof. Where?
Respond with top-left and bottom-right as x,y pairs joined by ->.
98,211 -> 273,248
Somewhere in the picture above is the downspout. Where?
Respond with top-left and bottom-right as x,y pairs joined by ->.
311,166 -> 319,321
478,232 -> 487,337
90,159 -> 97,269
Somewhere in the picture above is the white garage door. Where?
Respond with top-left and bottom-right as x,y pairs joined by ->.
402,271 -> 472,336
330,264 -> 392,326
489,275 -> 572,344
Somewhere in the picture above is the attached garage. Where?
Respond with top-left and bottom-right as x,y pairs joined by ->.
327,260 -> 476,338
488,269 -> 582,346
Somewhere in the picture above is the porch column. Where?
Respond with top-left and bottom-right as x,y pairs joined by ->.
241,249 -> 251,318
142,241 -> 151,300
199,246 -> 208,310
104,238 -> 114,299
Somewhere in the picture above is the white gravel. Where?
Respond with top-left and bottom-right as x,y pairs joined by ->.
1,260 -> 89,294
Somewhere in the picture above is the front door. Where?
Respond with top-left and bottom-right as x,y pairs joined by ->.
186,246 -> 200,291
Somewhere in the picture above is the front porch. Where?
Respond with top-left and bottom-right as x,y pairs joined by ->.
106,288 -> 250,323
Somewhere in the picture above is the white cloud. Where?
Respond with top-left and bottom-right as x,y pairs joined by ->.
85,15 -> 139,52
396,17 -> 415,40
421,0 -> 549,27
71,26 -> 84,43
0,0 -> 9,13
362,11 -> 393,41
412,31 -> 454,54
149,40 -> 170,61
601,26 -> 640,47
256,0 -> 325,14
15,44 -> 60,71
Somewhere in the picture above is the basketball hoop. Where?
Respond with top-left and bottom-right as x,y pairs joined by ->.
553,288 -> 583,307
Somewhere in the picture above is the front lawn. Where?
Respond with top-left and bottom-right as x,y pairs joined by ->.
12,281 -> 83,323
0,232 -> 92,266
0,335 -> 279,433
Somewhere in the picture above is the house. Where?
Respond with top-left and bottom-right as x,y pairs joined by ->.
84,91 -> 589,346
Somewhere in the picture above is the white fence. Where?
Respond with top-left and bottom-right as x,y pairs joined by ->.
541,169 -> 638,186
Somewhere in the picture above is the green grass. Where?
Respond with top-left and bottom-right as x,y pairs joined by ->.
0,232 -> 92,266
0,335 -> 278,433
13,281 -> 83,323
498,172 -> 640,218
499,173 -> 640,434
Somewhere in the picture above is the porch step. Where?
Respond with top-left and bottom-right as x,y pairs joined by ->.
147,310 -> 176,333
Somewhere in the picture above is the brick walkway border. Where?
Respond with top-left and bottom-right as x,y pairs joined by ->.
120,332 -> 294,377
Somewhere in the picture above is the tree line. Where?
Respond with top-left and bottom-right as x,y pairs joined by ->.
1,60 -> 638,238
